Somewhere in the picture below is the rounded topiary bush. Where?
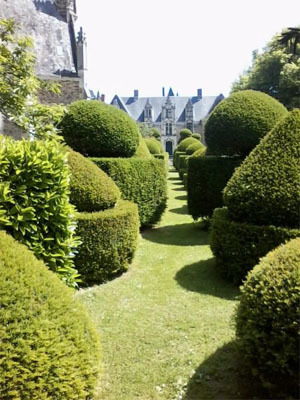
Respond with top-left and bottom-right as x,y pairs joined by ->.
191,147 -> 206,157
0,231 -> 101,399
176,137 -> 199,152
68,149 -> 120,212
191,133 -> 201,140
235,238 -> 300,385
205,90 -> 287,157
59,100 -> 140,157
179,128 -> 192,142
224,109 -> 300,228
185,141 -> 205,155
144,137 -> 163,154
133,136 -> 152,159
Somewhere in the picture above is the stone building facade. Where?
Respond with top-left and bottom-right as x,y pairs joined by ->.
0,0 -> 87,138
111,88 -> 224,156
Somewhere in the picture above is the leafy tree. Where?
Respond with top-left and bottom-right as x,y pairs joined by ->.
231,27 -> 300,109
0,18 -> 63,139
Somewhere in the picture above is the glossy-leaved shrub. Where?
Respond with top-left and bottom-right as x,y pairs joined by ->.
59,100 -> 140,157
91,158 -> 167,227
205,90 -> 287,157
0,136 -> 79,286
235,238 -> 300,388
75,200 -> 139,285
144,137 -> 163,154
0,231 -> 101,399
68,149 -> 120,212
224,109 -> 300,228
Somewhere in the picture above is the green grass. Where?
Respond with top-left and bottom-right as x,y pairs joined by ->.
77,169 -> 250,400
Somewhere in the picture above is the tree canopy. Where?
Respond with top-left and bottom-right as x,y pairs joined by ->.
231,27 -> 300,110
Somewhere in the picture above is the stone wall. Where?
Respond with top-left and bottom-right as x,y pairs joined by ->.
39,76 -> 85,105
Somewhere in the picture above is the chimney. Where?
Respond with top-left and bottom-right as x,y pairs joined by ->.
101,94 -> 105,103
134,90 -> 139,101
197,88 -> 202,100
162,87 -> 165,97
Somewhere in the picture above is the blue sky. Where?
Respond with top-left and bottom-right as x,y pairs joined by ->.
75,0 -> 300,103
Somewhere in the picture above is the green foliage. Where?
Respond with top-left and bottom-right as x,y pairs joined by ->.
191,147 -> 207,157
187,157 -> 242,220
191,133 -> 201,140
179,128 -> 192,142
153,153 -> 169,175
224,110 -> 300,228
235,238 -> 300,386
173,151 -> 185,170
0,19 -> 64,140
0,231 -> 101,399
132,133 -> 152,159
176,137 -> 198,152
75,200 -> 139,285
0,136 -> 79,286
144,137 -> 163,154
91,158 -> 167,227
231,27 -> 300,109
68,149 -> 120,212
59,100 -> 140,157
178,154 -> 189,172
210,207 -> 300,283
150,127 -> 161,139
205,90 -> 287,157
185,141 -> 205,155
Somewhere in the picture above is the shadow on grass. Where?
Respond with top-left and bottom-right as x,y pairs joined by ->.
175,194 -> 187,200
142,222 -> 209,246
175,258 -> 239,300
169,205 -> 188,215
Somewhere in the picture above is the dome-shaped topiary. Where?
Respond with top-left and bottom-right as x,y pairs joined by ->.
68,149 -> 120,212
59,100 -> 140,157
235,238 -> 300,384
185,141 -> 205,155
191,133 -> 201,140
144,137 -> 163,155
0,231 -> 101,399
176,137 -> 199,152
205,90 -> 287,157
223,109 -> 300,228
179,128 -> 192,142
191,147 -> 207,157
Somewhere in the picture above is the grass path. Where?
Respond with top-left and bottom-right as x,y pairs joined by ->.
77,168 -> 242,400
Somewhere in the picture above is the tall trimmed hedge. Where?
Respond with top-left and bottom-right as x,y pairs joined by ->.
59,100 -> 140,158
187,156 -> 242,220
224,109 -> 300,228
236,238 -> 300,389
91,158 -> 167,227
75,200 -> 139,285
0,231 -> 101,399
0,136 -> 79,287
205,90 -> 287,157
68,149 -> 120,212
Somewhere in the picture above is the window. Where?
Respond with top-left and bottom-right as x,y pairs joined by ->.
165,123 -> 172,136
166,108 -> 172,119
186,122 -> 193,131
145,108 -> 152,119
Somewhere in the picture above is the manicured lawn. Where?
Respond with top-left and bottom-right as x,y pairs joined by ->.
77,168 -> 249,400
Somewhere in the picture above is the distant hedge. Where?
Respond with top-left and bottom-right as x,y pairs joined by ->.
91,158 -> 167,227
179,128 -> 192,142
0,231 -> 101,399
236,238 -> 300,391
173,151 -> 185,170
210,207 -> 300,283
75,200 -> 139,285
185,141 -> 204,155
59,100 -> 140,157
191,133 -> 201,140
144,137 -> 162,154
133,135 -> 152,159
176,137 -> 199,152
187,156 -> 242,220
68,149 -> 120,212
205,90 -> 287,157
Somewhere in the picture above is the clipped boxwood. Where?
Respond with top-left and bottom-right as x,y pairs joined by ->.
91,158 -> 167,227
236,238 -> 300,387
0,231 -> 101,399
68,149 -> 120,212
75,200 -> 139,285
144,137 -> 163,155
173,151 -> 185,169
176,137 -> 199,152
0,136 -> 78,286
179,128 -> 192,142
59,100 -> 140,157
185,141 -> 205,155
191,133 -> 201,140
210,207 -> 300,283
133,136 -> 152,159
224,110 -> 300,228
205,90 -> 287,157
187,156 -> 242,220
191,147 -> 206,158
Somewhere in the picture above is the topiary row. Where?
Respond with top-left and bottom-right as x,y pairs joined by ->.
91,157 -> 167,227
144,137 -> 163,155
0,231 -> 101,399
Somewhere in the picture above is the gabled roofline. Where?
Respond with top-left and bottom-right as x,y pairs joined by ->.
111,95 -> 129,113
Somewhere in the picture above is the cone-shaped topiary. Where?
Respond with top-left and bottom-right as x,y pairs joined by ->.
133,135 -> 152,159
224,109 -> 300,228
235,238 -> 300,388
205,90 -> 287,157
68,149 -> 120,212
176,137 -> 199,152
185,141 -> 205,155
59,100 -> 140,157
0,231 -> 101,399
144,137 -> 163,154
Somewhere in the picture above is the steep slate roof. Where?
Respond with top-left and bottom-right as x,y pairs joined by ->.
0,0 -> 77,77
111,94 -> 224,123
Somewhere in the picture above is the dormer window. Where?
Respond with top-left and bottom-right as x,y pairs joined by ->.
166,109 -> 172,119
145,108 -> 152,119
165,123 -> 172,136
